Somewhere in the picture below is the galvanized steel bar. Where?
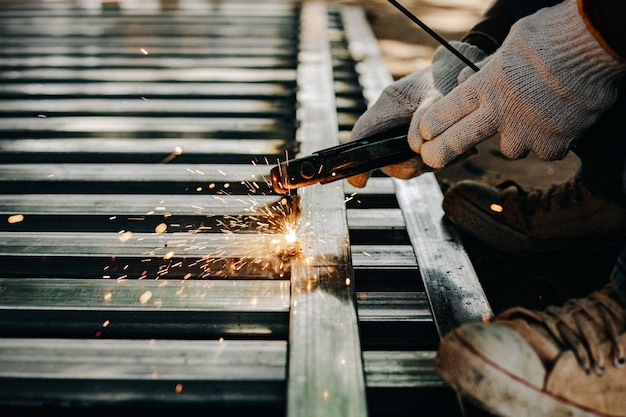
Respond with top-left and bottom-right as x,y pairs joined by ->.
287,3 -> 367,417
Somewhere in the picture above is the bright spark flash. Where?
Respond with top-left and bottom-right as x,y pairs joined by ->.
106,163 -> 306,281
201,197 -> 304,278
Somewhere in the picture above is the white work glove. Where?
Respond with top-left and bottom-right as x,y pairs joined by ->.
347,41 -> 487,187
413,0 -> 626,169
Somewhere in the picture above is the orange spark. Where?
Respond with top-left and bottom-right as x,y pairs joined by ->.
490,203 -> 503,213
7,214 -> 24,224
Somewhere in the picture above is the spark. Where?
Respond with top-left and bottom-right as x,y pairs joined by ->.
490,203 -> 503,213
118,231 -> 133,242
160,146 -> 183,164
140,48 -> 149,55
103,163 -> 311,281
7,214 -> 24,224
139,290 -> 153,304
197,193 -> 306,279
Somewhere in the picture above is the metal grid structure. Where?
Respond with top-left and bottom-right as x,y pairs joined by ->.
0,1 -> 492,416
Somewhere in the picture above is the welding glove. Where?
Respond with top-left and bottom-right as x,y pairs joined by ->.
347,41 -> 487,187
413,0 -> 626,169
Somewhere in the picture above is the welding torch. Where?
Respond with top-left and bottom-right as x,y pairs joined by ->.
270,126 -> 417,194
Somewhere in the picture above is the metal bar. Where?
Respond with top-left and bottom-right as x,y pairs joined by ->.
0,194 -> 286,233
0,278 -> 289,311
0,45 -> 294,57
0,37 -> 294,48
351,245 -> 417,269
0,138 -> 287,164
395,175 -> 494,334
0,68 -> 296,82
0,163 -> 274,194
0,338 -> 286,411
0,57 -> 295,69
0,116 -> 285,135
0,99 -> 292,116
287,3 -> 367,417
0,2 -> 295,16
0,82 -> 293,98
0,278 -> 289,339
0,232 -> 294,279
363,350 -> 444,388
0,194 -> 281,215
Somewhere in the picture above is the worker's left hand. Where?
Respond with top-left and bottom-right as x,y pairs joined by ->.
347,42 -> 487,187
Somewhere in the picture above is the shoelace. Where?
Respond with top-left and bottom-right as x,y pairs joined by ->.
502,287 -> 625,375
496,178 -> 583,214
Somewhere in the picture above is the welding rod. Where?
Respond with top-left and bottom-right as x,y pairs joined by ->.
387,0 -> 480,72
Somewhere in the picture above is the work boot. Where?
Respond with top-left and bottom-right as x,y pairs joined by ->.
442,176 -> 626,255
435,284 -> 626,417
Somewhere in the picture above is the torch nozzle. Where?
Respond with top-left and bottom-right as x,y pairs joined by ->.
270,126 -> 415,194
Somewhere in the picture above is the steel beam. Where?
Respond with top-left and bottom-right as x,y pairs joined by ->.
287,3 -> 368,417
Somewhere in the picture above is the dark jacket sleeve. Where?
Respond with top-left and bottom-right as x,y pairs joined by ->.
506,0 -> 563,19
580,0 -> 626,61
461,0 -> 514,54
460,0 -> 564,54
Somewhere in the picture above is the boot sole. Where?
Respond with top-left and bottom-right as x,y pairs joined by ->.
435,329 -> 607,417
446,194 -> 626,256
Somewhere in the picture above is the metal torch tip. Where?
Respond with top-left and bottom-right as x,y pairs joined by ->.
270,165 -> 289,194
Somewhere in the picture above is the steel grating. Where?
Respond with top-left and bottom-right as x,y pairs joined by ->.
0,1 -> 492,416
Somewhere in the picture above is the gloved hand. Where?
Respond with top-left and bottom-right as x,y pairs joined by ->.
413,0 -> 626,169
347,41 -> 487,187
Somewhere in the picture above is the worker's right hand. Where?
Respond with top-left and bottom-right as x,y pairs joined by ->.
347,41 -> 487,188
414,0 -> 626,169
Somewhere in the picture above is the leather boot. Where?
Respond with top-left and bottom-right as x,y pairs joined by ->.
442,177 -> 626,255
